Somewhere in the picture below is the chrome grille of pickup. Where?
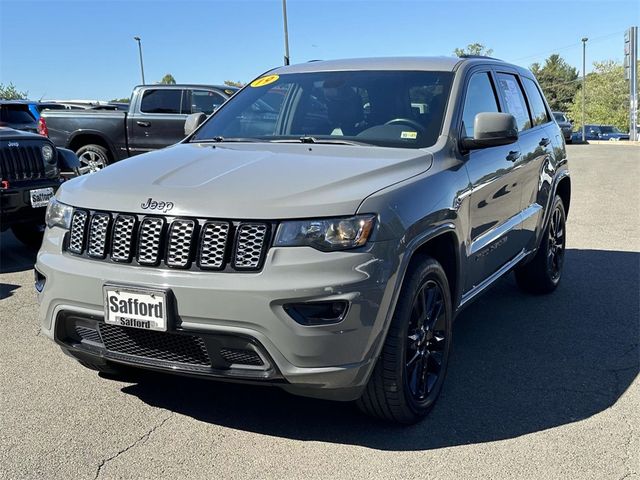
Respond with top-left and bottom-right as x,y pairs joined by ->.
66,210 -> 269,272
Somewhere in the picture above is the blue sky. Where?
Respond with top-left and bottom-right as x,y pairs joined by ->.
0,0 -> 637,101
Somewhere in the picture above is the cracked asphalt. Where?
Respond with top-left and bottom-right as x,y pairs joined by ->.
0,144 -> 638,479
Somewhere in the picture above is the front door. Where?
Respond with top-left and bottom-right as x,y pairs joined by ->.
461,70 -> 526,291
128,88 -> 188,155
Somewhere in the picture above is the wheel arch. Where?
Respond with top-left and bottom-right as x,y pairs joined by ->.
555,175 -> 571,216
67,131 -> 115,161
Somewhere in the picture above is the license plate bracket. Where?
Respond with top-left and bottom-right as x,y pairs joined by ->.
103,285 -> 170,332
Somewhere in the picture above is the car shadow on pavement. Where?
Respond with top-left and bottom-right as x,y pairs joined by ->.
0,231 -> 38,274
121,248 -> 639,451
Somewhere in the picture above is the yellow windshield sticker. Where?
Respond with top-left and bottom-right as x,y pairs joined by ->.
250,74 -> 280,87
401,131 -> 417,139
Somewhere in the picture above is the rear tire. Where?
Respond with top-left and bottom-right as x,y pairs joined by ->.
515,195 -> 567,294
11,222 -> 45,249
77,360 -> 138,380
357,256 -> 453,424
76,144 -> 109,174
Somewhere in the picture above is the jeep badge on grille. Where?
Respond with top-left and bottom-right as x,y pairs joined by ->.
140,197 -> 174,213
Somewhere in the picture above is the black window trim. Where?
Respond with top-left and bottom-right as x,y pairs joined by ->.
456,65 -> 502,147
520,75 -> 552,128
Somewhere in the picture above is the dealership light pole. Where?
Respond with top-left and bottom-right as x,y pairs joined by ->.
282,0 -> 290,65
134,36 -> 146,85
581,37 -> 588,142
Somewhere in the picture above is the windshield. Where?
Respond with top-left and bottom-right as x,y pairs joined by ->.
553,112 -> 567,123
192,70 -> 454,149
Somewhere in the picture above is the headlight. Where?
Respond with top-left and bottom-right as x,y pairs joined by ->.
274,214 -> 375,251
45,197 -> 73,229
41,145 -> 55,163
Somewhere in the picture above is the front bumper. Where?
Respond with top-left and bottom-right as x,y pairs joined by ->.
0,179 -> 61,230
36,226 -> 399,401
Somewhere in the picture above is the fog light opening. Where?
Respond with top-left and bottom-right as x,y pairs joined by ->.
284,301 -> 349,326
34,268 -> 46,293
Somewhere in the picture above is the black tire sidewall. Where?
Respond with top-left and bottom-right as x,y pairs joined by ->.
541,195 -> 567,288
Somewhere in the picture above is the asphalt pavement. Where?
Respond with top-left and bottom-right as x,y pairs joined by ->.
0,144 -> 638,479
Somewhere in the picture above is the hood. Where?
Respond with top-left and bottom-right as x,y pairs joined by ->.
58,142 -> 432,219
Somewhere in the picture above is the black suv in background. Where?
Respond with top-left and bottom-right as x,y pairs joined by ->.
0,128 -> 79,247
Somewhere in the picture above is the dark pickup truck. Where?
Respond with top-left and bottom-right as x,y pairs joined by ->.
39,84 -> 237,174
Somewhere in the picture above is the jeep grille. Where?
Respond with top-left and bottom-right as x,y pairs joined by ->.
0,144 -> 47,181
65,210 -> 271,272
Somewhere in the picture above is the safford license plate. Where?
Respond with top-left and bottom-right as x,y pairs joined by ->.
103,286 -> 167,332
30,187 -> 54,208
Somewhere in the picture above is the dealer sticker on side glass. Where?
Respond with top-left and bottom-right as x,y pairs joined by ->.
103,286 -> 168,332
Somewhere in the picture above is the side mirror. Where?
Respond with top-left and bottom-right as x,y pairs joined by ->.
56,147 -> 81,177
461,112 -> 518,150
184,112 -> 206,136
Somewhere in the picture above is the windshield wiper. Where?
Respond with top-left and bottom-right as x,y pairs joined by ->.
193,136 -> 263,143
271,136 -> 367,146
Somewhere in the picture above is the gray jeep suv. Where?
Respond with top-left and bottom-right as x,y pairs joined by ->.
36,57 -> 570,424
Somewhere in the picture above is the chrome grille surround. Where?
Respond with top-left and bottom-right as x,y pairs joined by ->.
198,221 -> 230,269
65,210 -> 271,272
87,213 -> 110,258
68,210 -> 88,254
111,215 -> 136,262
137,217 -> 164,265
166,219 -> 196,268
234,223 -> 268,269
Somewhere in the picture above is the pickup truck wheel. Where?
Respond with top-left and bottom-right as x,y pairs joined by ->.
515,195 -> 567,294
357,257 -> 452,424
76,144 -> 109,174
11,222 -> 45,249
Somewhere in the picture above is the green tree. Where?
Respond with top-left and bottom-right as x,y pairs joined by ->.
0,82 -> 28,100
530,54 -> 579,112
454,43 -> 493,57
223,80 -> 245,88
568,60 -> 630,131
159,74 -> 176,85
110,97 -> 130,103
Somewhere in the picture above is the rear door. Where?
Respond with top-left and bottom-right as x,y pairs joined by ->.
517,75 -> 557,245
461,69 -> 527,291
128,87 -> 188,154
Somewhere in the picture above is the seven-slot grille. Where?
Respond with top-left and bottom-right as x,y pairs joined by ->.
66,209 -> 270,271
0,144 -> 46,181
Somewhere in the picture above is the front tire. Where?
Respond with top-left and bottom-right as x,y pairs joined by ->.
11,222 -> 45,249
515,195 -> 567,294
76,144 -> 109,174
357,256 -> 453,424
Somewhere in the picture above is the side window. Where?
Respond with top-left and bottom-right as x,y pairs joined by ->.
496,73 -> 531,132
191,90 -> 226,115
462,72 -> 499,138
522,77 -> 550,126
140,89 -> 183,114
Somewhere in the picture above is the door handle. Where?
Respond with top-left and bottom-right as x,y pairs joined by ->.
506,150 -> 521,162
136,121 -> 151,127
539,137 -> 550,147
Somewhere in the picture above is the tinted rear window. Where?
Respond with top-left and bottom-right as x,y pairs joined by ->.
0,106 -> 36,124
140,89 -> 183,114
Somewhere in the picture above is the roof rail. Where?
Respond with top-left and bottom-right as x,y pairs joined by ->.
458,54 -> 504,61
